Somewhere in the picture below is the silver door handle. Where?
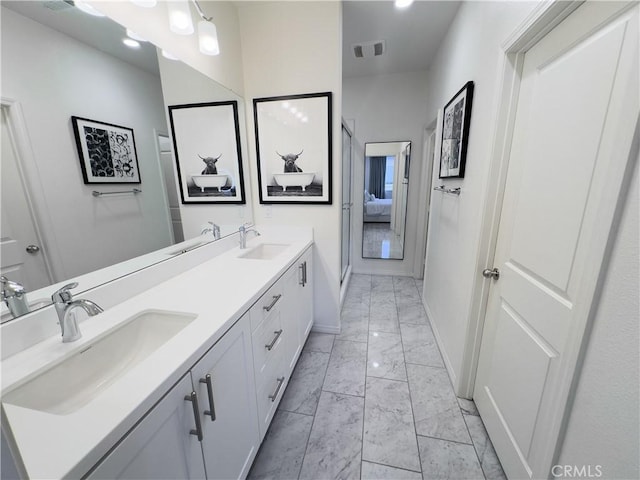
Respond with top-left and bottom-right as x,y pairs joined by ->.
26,245 -> 40,254
482,268 -> 500,280
263,294 -> 282,312
268,376 -> 285,402
265,329 -> 283,350
199,375 -> 216,422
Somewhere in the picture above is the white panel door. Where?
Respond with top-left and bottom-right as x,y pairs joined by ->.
0,108 -> 51,290
474,3 -> 639,479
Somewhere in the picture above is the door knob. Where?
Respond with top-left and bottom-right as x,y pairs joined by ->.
26,245 -> 40,254
482,268 -> 500,280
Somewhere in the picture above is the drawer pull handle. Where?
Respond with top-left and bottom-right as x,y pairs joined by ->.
303,261 -> 308,286
269,376 -> 285,402
265,329 -> 283,351
199,374 -> 217,422
263,294 -> 282,312
184,391 -> 203,441
299,263 -> 305,286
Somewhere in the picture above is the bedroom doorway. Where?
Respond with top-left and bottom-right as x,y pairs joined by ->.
362,141 -> 411,260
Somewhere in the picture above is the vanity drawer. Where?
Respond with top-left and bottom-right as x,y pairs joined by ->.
252,308 -> 285,377
255,355 -> 288,439
250,280 -> 285,331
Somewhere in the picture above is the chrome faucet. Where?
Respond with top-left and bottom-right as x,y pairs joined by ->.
1,276 -> 29,318
201,222 -> 221,240
238,224 -> 260,249
51,283 -> 103,343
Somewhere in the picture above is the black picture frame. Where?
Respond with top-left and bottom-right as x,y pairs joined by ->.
71,116 -> 141,184
253,92 -> 332,204
168,101 -> 246,205
439,81 -> 474,179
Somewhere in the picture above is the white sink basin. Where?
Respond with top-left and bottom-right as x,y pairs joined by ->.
3,310 -> 197,415
239,243 -> 289,260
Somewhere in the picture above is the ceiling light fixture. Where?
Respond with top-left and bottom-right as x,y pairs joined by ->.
163,0 -> 220,55
161,49 -> 179,60
394,0 -> 414,8
123,38 -> 141,48
74,1 -> 106,17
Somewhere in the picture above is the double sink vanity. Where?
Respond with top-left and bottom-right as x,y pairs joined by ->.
1,226 -> 314,479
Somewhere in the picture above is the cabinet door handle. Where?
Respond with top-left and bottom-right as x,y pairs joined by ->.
268,376 -> 285,402
265,329 -> 283,351
303,261 -> 307,286
199,374 -> 216,422
184,391 -> 203,441
299,263 -> 305,286
263,294 -> 282,312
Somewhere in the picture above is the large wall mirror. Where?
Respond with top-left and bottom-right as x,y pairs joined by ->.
362,141 -> 411,260
0,2 -> 252,323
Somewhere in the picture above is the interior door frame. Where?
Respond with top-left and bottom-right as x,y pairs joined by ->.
459,0 -> 639,467
413,122 -> 437,279
340,119 -> 354,299
1,97 -> 57,284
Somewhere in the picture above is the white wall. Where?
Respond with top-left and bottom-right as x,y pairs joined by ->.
557,157 -> 639,479
1,8 -> 172,281
157,54 -> 253,237
343,70 -> 429,276
422,1 -> 538,385
238,1 -> 343,333
88,1 -> 245,96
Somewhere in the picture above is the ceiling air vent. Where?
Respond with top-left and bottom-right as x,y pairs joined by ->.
42,0 -> 75,12
352,40 -> 386,59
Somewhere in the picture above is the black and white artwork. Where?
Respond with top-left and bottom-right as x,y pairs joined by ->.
254,92 -> 332,204
71,116 -> 141,184
439,81 -> 474,179
168,101 -> 245,204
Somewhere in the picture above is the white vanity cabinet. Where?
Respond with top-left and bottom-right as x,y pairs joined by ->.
88,314 -> 259,480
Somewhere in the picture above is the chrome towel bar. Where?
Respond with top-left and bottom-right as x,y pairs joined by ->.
92,188 -> 142,197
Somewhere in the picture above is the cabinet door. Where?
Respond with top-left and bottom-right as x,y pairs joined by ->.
88,374 -> 206,480
192,314 -> 260,480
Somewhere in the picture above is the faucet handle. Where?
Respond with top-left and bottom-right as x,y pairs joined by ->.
1,276 -> 26,297
51,282 -> 79,304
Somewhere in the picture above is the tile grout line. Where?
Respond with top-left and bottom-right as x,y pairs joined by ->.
363,459 -> 423,475
359,275 -> 372,480
396,277 -> 425,478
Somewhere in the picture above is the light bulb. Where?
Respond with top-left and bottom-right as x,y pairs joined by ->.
167,0 -> 194,35
198,20 -> 220,56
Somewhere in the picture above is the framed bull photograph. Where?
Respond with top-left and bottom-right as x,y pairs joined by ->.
71,116 -> 141,184
253,92 -> 332,204
168,101 -> 246,204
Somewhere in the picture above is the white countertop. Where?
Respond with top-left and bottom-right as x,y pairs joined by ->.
1,227 -> 313,479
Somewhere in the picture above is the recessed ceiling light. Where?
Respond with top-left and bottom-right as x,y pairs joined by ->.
123,38 -> 141,48
394,0 -> 414,8
74,1 -> 106,17
162,49 -> 179,60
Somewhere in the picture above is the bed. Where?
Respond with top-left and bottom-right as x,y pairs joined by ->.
364,192 -> 392,223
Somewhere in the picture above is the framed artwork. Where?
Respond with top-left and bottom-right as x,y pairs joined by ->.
439,81 -> 474,179
253,92 -> 332,204
168,101 -> 245,204
71,116 -> 141,184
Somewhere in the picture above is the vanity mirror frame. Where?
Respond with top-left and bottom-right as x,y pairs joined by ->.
361,140 -> 411,261
0,3 -> 253,324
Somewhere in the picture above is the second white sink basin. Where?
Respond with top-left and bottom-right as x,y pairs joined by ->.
3,310 -> 197,415
239,243 -> 289,260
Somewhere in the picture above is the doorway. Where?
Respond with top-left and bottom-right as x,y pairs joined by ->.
472,2 -> 639,478
341,122 -> 353,283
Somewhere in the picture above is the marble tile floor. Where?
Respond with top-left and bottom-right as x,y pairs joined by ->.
248,274 -> 505,480
362,223 -> 404,259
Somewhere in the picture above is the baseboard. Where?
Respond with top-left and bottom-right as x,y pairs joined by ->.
423,301 -> 458,391
311,323 -> 341,335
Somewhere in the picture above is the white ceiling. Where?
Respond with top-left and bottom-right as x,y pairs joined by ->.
2,0 -> 160,76
343,0 -> 461,78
